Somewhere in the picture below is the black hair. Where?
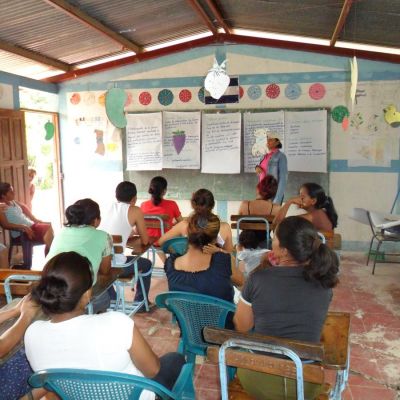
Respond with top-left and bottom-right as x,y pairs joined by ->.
0,182 -> 11,199
275,216 -> 339,288
187,212 -> 220,249
115,181 -> 137,203
64,198 -> 100,226
149,176 -> 167,206
238,230 -> 260,249
191,188 -> 215,217
31,252 -> 93,315
301,183 -> 338,228
275,140 -> 282,149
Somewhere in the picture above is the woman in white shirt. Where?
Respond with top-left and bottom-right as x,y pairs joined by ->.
25,251 -> 185,399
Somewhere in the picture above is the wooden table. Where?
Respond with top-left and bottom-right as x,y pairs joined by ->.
126,235 -> 157,255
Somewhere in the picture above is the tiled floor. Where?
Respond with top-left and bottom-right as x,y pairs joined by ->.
134,253 -> 400,399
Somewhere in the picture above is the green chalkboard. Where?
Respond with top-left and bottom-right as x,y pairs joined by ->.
123,108 -> 329,201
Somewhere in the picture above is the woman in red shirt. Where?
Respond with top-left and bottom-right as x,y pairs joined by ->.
140,176 -> 183,239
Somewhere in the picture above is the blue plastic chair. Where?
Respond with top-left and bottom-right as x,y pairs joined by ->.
161,237 -> 188,256
29,365 -> 195,400
155,291 -> 236,363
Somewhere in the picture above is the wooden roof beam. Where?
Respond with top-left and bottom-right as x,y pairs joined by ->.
42,0 -> 141,53
330,0 -> 354,46
204,0 -> 231,34
186,0 -> 218,35
0,39 -> 71,71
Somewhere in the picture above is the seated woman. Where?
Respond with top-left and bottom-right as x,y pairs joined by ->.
24,252 -> 186,398
0,295 -> 43,400
0,182 -> 53,268
164,213 -> 243,302
46,198 -> 111,283
238,175 -> 281,248
233,216 -> 339,399
159,188 -> 234,253
238,174 -> 281,217
274,182 -> 338,232
140,176 -> 183,239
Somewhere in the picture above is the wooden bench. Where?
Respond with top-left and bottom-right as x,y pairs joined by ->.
0,269 -> 42,299
230,214 -> 274,232
206,334 -> 330,400
204,311 -> 350,399
320,231 -> 342,251
143,214 -> 170,232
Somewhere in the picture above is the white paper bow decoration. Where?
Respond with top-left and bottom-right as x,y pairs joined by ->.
350,56 -> 358,109
204,58 -> 230,100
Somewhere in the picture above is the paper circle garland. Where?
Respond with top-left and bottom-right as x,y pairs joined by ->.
331,105 -> 350,123
44,121 -> 54,140
70,93 -> 80,105
83,92 -> 95,106
266,84 -> 280,99
179,89 -> 192,103
239,86 -> 244,99
247,85 -> 261,100
125,92 -> 133,107
98,93 -> 106,106
198,87 -> 205,103
158,89 -> 174,106
105,88 -> 127,129
285,83 -> 301,100
139,92 -> 152,106
309,83 -> 326,100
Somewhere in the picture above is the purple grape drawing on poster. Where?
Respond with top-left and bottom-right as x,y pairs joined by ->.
173,130 -> 186,154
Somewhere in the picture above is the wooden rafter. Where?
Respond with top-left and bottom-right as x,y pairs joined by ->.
330,0 -> 354,46
42,0 -> 141,53
204,0 -> 231,34
0,39 -> 71,72
186,0 -> 218,35
44,33 -> 400,83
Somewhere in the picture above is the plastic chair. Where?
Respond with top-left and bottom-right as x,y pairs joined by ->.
29,365 -> 195,400
317,232 -> 326,244
155,291 -> 236,363
161,237 -> 188,256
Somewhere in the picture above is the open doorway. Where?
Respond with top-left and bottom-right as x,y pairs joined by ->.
24,111 -> 63,227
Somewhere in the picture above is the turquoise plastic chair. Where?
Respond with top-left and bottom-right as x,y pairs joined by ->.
29,365 -> 195,400
155,291 -> 236,363
161,237 -> 188,256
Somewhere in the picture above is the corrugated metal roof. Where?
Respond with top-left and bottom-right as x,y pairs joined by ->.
216,0 -> 343,39
340,0 -> 400,47
0,0 -> 399,81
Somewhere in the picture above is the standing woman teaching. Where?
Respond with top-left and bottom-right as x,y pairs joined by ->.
255,131 -> 288,204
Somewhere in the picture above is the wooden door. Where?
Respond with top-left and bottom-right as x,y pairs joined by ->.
0,109 -> 29,204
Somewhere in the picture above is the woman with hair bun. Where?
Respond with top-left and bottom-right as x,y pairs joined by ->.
46,198 -> 111,284
274,182 -> 338,232
233,216 -> 339,399
25,252 -> 185,399
158,188 -> 234,253
164,213 -> 243,302
140,176 -> 182,238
